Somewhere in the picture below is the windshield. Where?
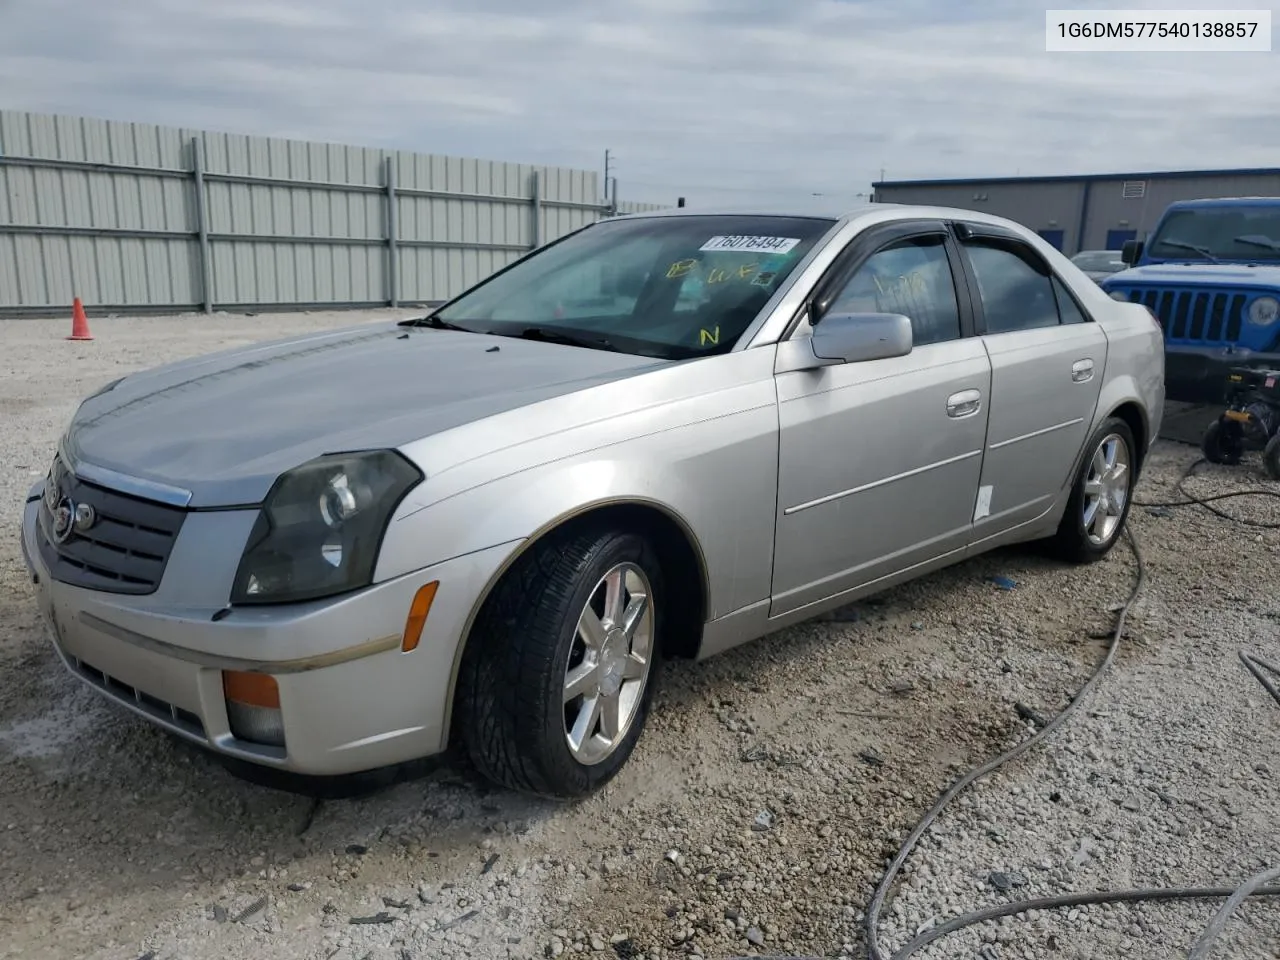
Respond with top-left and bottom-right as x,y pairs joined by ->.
1147,206 -> 1280,262
431,214 -> 836,360
1072,251 -> 1124,271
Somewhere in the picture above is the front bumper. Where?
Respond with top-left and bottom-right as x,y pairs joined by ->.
20,496 -> 515,777
1165,345 -> 1280,405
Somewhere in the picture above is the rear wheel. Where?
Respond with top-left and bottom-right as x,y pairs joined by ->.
455,525 -> 663,799
1049,417 -> 1136,563
1264,433 -> 1280,481
1202,418 -> 1244,465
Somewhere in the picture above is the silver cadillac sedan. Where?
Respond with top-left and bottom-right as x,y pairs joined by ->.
20,202 -> 1164,798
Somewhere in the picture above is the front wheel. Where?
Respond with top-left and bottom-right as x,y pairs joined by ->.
455,526 -> 664,799
1049,417 -> 1137,563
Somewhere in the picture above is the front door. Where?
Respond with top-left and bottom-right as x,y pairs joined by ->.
950,221 -> 1108,543
771,221 -> 992,618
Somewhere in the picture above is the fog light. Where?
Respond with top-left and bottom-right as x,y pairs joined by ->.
223,670 -> 286,748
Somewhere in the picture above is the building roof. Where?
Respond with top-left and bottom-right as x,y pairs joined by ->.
872,166 -> 1280,190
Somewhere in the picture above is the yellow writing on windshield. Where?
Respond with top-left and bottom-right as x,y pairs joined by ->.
699,326 -> 720,346
665,259 -> 764,284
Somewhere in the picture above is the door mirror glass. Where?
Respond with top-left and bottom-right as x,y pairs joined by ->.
1121,239 -> 1143,265
811,312 -> 913,363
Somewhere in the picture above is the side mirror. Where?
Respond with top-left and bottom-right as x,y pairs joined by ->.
811,312 -> 913,363
1121,239 -> 1143,265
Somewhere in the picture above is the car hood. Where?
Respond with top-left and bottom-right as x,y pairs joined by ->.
62,321 -> 668,507
1104,263 -> 1280,290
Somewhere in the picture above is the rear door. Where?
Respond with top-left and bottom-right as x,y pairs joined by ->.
950,221 -> 1108,545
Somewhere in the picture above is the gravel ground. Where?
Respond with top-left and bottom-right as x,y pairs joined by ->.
1,310 -> 1279,960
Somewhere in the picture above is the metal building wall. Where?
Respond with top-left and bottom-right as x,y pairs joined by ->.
874,169 -> 1280,256
1078,172 -> 1280,250
0,110 -> 666,317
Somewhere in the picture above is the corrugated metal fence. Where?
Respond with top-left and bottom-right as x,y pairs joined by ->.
0,109 -> 665,318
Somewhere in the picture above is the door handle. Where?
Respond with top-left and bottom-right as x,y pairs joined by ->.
1072,359 -> 1095,382
946,389 -> 982,418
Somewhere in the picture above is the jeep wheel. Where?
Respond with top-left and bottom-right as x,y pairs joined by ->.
456,526 -> 663,799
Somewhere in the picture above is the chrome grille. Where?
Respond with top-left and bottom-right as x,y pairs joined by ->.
36,455 -> 186,595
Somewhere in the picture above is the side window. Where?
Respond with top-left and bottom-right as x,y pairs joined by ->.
963,240 -> 1060,334
825,235 -> 961,346
1052,276 -> 1088,324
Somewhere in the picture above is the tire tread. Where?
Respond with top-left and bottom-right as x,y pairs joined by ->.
456,525 -> 659,798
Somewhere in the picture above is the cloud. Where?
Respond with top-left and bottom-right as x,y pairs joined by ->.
0,0 -> 1274,208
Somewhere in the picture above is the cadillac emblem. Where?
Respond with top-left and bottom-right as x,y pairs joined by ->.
51,497 -> 76,544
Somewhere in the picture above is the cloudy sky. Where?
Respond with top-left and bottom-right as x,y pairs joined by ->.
1,0 -> 1275,207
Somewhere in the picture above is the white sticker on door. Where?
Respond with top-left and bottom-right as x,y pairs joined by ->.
699,235 -> 800,255
974,485 -> 993,522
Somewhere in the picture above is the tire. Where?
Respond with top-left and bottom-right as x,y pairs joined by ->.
455,525 -> 665,799
1201,418 -> 1244,465
1049,417 -> 1137,564
1264,433 -> 1280,481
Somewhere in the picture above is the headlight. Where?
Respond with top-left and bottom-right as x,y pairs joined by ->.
1108,290 -> 1131,302
231,450 -> 422,605
1247,296 -> 1279,326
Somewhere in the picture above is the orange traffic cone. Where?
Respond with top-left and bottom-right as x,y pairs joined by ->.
67,297 -> 93,341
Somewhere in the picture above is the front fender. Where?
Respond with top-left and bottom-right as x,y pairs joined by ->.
373,361 -> 782,623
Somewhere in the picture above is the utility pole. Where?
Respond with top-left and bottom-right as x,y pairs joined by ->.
603,149 -> 615,213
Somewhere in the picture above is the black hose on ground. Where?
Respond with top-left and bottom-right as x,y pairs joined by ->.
863,525 -> 1150,960
858,460 -> 1280,960
735,456 -> 1280,960
1133,455 -> 1280,528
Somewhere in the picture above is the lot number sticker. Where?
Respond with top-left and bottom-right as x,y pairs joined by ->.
699,235 -> 800,255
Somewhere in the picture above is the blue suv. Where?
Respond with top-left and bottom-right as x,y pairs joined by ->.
1101,197 -> 1280,404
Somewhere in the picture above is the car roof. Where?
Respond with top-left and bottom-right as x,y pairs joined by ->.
614,201 -> 1051,233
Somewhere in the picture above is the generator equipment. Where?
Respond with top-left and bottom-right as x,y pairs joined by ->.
1200,365 -> 1280,480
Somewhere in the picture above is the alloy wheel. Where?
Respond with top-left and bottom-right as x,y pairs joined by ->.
562,562 -> 655,766
1082,432 -> 1131,546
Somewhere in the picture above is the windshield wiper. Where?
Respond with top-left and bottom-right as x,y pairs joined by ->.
511,326 -> 618,352
398,314 -> 475,332
1158,239 -> 1220,262
1233,234 -> 1280,253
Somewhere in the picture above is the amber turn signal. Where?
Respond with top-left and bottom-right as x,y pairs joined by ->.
222,670 -> 281,709
402,581 -> 440,653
